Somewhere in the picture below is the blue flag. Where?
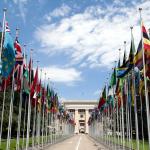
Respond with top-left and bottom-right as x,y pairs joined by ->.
1,32 -> 15,78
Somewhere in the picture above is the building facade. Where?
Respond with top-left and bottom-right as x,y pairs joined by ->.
63,100 -> 97,134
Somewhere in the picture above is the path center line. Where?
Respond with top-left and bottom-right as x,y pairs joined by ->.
75,136 -> 82,150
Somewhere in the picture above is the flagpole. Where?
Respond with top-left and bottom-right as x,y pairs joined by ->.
42,72 -> 46,148
22,50 -> 27,149
132,64 -> 140,150
139,8 -> 150,149
139,72 -> 145,150
120,82 -> 125,150
15,28 -> 24,150
124,41 -> 129,148
0,8 -> 7,147
37,68 -> 42,149
126,74 -> 132,150
22,95 -> 27,149
113,61 -> 117,150
0,8 -> 6,59
0,79 -> 6,147
6,68 -> 15,150
26,49 -> 34,150
32,60 -> 39,148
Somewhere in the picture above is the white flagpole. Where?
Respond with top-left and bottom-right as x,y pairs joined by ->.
22,96 -> 27,149
32,60 -> 39,148
139,88 -> 145,150
42,72 -> 46,148
37,69 -> 42,149
15,28 -> 24,150
0,8 -> 7,147
132,67 -> 140,150
0,79 -> 6,147
25,49 -> 34,150
0,8 -> 6,58
22,50 -> 27,149
116,96 -> 119,147
126,74 -> 132,150
120,89 -> 125,150
139,8 -> 150,150
6,68 -> 15,150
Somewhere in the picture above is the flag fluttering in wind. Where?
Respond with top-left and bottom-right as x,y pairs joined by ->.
98,86 -> 106,110
1,22 -> 15,78
14,37 -> 23,65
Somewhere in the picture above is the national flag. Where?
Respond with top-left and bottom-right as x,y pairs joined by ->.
14,37 -> 23,65
14,64 -> 22,91
30,67 -> 38,105
110,67 -> 116,87
28,58 -> 34,85
142,23 -> 150,53
14,37 -> 22,53
5,21 -> 10,32
115,78 -> 124,109
98,86 -> 106,110
128,30 -> 136,66
134,40 -> 142,69
134,23 -> 150,72
1,24 -> 15,78
116,51 -> 128,78
142,23 -> 150,78
23,65 -> 30,95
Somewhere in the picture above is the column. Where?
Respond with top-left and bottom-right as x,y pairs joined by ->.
75,109 -> 79,133
85,109 -> 89,134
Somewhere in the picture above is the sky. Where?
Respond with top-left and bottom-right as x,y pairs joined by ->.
0,0 -> 150,101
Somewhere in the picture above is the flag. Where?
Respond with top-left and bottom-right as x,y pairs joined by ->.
98,86 -> 106,110
28,58 -> 34,85
30,67 -> 38,105
116,51 -> 127,78
142,23 -> 150,78
22,65 -> 30,99
134,40 -> 142,69
128,31 -> 136,68
46,85 -> 52,112
134,23 -> 150,72
115,78 -> 123,109
142,23 -> 150,53
1,30 -> 15,78
14,37 -> 23,65
110,68 -> 116,87
117,51 -> 129,78
14,64 -> 22,91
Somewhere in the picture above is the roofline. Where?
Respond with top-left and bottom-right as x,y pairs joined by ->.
62,100 -> 98,104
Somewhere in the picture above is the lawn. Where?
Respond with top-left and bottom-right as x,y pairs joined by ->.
0,134 -> 68,150
97,135 -> 149,150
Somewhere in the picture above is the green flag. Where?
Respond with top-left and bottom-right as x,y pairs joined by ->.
110,68 -> 116,87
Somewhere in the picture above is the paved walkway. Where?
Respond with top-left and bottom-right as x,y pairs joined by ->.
44,134 -> 109,150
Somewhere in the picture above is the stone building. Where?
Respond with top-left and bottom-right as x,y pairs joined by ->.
63,100 -> 97,134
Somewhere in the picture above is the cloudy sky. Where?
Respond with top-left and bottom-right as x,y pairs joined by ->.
0,0 -> 150,101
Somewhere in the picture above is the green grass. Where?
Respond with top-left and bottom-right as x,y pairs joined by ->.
98,135 -> 149,150
0,134 -> 69,150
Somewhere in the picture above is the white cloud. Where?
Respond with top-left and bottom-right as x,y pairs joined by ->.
45,4 -> 71,22
12,0 -> 28,23
35,0 -> 150,69
41,66 -> 82,84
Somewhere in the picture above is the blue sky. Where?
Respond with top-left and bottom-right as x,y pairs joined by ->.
0,0 -> 150,101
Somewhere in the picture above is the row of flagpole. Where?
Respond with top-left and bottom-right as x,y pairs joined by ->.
0,8 -> 75,150
88,8 -> 150,150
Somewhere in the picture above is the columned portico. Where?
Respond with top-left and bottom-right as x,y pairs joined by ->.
63,100 -> 97,134
75,109 -> 79,133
